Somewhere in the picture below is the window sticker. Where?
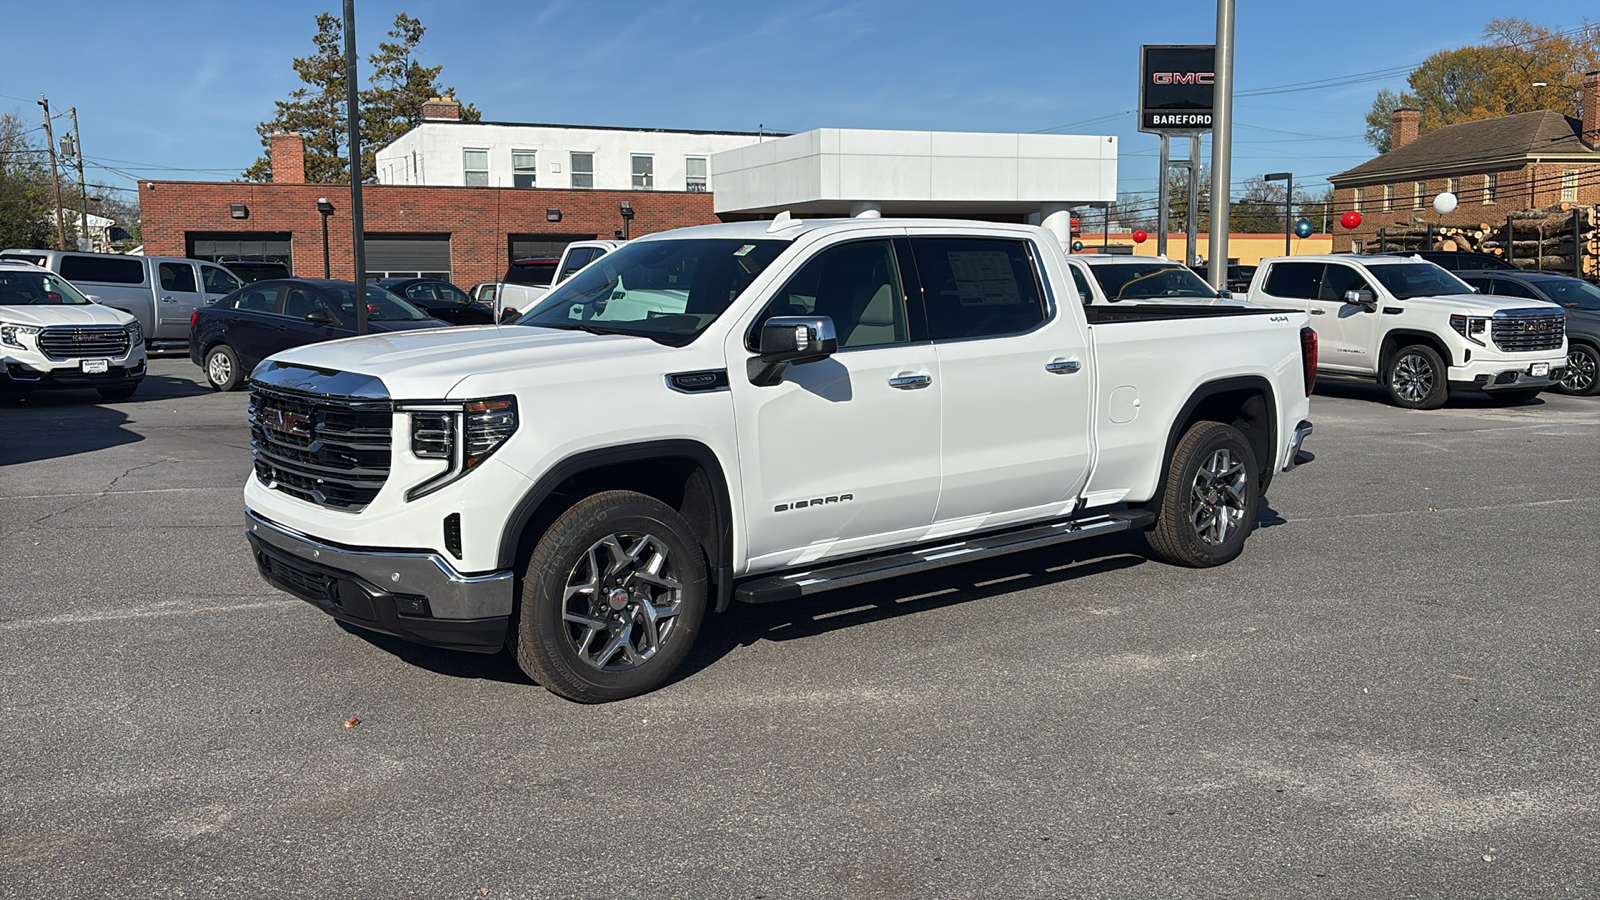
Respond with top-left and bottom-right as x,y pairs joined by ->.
947,251 -> 1021,306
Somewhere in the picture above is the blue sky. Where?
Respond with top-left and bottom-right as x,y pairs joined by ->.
0,0 -> 1591,208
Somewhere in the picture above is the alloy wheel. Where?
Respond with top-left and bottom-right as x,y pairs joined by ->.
1190,448 -> 1248,546
207,352 -> 233,386
1559,348 -> 1597,394
1392,353 -> 1435,404
561,532 -> 683,671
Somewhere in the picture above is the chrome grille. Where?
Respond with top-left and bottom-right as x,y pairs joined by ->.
249,384 -> 392,511
37,325 -> 130,360
1491,311 -> 1565,353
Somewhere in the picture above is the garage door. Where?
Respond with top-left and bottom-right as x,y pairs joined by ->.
364,234 -> 451,280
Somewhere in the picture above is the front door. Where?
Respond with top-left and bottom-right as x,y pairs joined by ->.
1316,262 -> 1381,374
727,235 -> 942,572
155,261 -> 206,339
907,233 -> 1094,530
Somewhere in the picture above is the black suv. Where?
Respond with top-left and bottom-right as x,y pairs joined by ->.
373,278 -> 494,326
216,258 -> 293,284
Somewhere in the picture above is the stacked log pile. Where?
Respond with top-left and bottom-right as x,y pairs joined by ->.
1376,205 -> 1599,278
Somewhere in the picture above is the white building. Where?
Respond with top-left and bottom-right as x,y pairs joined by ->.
374,97 -> 773,192
710,128 -> 1118,245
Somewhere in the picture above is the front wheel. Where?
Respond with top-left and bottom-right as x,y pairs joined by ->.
1145,421 -> 1261,568
1552,344 -> 1599,396
512,490 -> 708,703
1385,344 -> 1448,410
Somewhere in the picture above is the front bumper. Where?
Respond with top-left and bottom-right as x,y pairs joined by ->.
1448,360 -> 1564,392
3,358 -> 146,389
246,508 -> 514,653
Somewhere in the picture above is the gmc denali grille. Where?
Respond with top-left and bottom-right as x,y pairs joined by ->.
249,385 -> 393,511
1491,312 -> 1564,353
37,325 -> 130,360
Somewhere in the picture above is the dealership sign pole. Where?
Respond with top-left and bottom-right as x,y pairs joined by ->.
1140,45 -> 1215,264
343,0 -> 368,335
1208,0 -> 1235,289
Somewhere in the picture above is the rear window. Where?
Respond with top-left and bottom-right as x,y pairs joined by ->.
1090,261 -> 1220,302
505,260 -> 558,286
1262,262 -> 1322,300
59,255 -> 145,285
913,238 -> 1047,339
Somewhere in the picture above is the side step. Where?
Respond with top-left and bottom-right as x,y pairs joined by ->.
734,509 -> 1155,604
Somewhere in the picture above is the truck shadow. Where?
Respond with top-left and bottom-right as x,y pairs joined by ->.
1313,376 -> 1550,409
334,621 -> 537,686
0,399 -> 143,464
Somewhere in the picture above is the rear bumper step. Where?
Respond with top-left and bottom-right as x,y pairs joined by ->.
734,509 -> 1156,604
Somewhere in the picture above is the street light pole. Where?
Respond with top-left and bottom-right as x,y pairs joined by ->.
317,198 -> 335,279
1206,0 -> 1236,289
1266,172 -> 1293,257
343,0 -> 368,335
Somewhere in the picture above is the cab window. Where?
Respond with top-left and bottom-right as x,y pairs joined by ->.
1318,264 -> 1371,302
754,240 -> 909,349
912,237 -> 1045,340
1262,262 -> 1322,299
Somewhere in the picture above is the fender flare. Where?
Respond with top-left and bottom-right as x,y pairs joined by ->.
1151,375 -> 1280,503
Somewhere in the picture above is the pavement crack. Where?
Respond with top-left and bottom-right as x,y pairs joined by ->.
28,459 -> 175,526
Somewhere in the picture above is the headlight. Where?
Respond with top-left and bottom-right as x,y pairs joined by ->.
126,320 -> 143,346
400,395 -> 518,500
0,322 -> 41,348
1449,314 -> 1488,345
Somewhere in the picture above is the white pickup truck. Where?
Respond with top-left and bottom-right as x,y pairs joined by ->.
1247,254 -> 1567,409
243,218 -> 1317,702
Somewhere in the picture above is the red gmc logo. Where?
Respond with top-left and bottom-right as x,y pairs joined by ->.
261,408 -> 312,437
1152,72 -> 1215,85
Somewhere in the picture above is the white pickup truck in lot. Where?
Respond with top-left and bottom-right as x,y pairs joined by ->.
243,218 -> 1317,702
1247,254 -> 1567,409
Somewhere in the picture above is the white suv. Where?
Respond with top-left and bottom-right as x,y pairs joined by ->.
0,262 -> 146,400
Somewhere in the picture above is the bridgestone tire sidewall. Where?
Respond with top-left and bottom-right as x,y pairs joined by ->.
514,491 -> 708,703
1147,422 -> 1261,568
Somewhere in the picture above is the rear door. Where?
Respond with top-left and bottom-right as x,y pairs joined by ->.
199,263 -> 242,305
908,233 -> 1093,530
156,261 -> 206,337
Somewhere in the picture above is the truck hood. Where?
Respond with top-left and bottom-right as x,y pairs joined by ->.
1404,293 -> 1561,315
0,303 -> 135,328
262,324 -> 672,398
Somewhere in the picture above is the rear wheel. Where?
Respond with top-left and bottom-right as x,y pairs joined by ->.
1385,344 -> 1448,410
1146,421 -> 1261,568
512,490 -> 708,703
204,344 -> 244,391
1553,344 -> 1599,396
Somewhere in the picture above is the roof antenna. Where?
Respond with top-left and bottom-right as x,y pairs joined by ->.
767,210 -> 802,233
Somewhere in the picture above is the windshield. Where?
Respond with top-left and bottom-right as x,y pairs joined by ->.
0,270 -> 93,306
325,285 -> 431,321
515,238 -> 789,345
1367,263 -> 1473,299
1535,278 -> 1600,311
1090,262 -> 1221,301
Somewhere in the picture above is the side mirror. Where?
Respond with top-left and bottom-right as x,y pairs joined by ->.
1217,289 -> 1234,299
748,316 -> 838,386
84,293 -> 102,303
1344,289 -> 1377,311
305,309 -> 335,325
499,307 -> 520,324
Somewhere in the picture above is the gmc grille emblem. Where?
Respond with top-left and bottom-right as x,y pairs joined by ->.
71,333 -> 102,341
261,408 -> 312,437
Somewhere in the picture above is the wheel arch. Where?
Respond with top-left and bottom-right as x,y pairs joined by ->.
1150,375 -> 1280,505
497,439 -> 736,610
1380,329 -> 1453,370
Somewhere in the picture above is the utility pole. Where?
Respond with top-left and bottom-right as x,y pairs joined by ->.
70,108 -> 90,251
37,95 -> 68,251
343,0 -> 368,335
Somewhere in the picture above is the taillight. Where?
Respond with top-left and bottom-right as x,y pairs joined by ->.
190,312 -> 200,329
1300,326 -> 1318,396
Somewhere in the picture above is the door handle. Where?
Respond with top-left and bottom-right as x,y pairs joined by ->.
161,295 -> 177,303
1310,308 -> 1326,315
1045,359 -> 1082,375
888,374 -> 932,390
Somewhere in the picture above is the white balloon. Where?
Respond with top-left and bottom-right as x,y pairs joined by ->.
1433,192 -> 1458,215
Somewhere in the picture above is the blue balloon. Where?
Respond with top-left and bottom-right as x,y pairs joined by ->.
1294,219 -> 1314,239
1071,240 -> 1084,252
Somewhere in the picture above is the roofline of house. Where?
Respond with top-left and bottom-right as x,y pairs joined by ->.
1331,150 -> 1600,186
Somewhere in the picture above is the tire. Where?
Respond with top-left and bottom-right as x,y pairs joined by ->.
1487,388 -> 1541,405
1145,421 -> 1261,568
1385,344 -> 1448,410
1552,343 -> 1599,396
203,344 -> 244,392
97,381 -> 139,401
511,490 -> 708,703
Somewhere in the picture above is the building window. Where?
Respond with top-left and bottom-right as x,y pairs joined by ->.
463,149 -> 489,187
1352,187 -> 1362,210
1382,185 -> 1393,211
1413,181 -> 1427,209
631,154 -> 654,190
1483,173 -> 1497,205
685,156 -> 708,192
1447,176 -> 1459,196
1351,240 -> 1363,254
570,152 -> 593,189
1562,170 -> 1578,202
512,151 -> 537,188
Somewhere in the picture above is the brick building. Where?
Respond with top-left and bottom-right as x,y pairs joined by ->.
1329,70 -> 1600,253
138,131 -> 717,289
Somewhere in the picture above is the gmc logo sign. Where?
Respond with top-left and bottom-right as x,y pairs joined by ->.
1152,72 -> 1214,85
260,408 -> 312,437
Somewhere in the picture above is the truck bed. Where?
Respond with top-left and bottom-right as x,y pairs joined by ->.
1083,303 -> 1296,324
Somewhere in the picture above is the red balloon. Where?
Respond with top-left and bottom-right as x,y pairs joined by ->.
1340,210 -> 1362,230
1132,229 -> 1148,244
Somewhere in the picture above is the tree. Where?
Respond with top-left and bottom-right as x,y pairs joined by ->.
0,111 -> 54,250
245,12 -> 479,183
1364,18 -> 1599,152
1167,166 -> 1212,234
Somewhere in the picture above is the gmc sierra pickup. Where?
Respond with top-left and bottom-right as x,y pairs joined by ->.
243,217 -> 1317,702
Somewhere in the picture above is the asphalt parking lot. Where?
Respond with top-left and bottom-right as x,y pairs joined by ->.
2,358 -> 1597,899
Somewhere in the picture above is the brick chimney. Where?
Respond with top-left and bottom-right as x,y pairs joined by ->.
269,131 -> 305,184
1582,71 -> 1599,150
1391,108 -> 1421,151
421,96 -> 462,121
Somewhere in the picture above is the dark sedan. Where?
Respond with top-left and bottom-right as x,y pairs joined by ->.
373,278 -> 495,326
188,279 -> 446,391
1458,269 -> 1600,396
